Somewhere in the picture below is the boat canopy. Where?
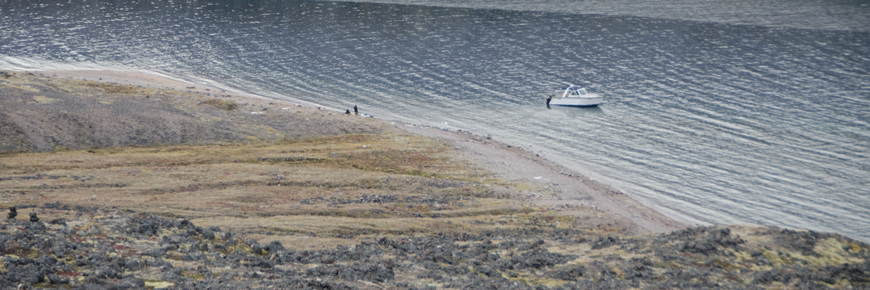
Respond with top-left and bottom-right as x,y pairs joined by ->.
560,85 -> 588,96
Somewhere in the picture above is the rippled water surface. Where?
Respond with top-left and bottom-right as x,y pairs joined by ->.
2,0 -> 869,241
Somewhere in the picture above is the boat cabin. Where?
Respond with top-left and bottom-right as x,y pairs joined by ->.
561,86 -> 589,98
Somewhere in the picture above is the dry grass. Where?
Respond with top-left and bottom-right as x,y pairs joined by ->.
199,99 -> 239,111
0,132 -> 577,248
1,71 -> 588,249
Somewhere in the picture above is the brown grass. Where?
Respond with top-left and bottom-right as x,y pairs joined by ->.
0,132 -> 575,248
199,99 -> 239,111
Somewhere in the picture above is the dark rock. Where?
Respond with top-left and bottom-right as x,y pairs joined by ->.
161,270 -> 181,281
307,262 -> 395,283
2,203 -> 867,289
80,282 -> 112,290
48,273 -> 70,284
117,277 -> 145,289
264,240 -> 286,253
88,225 -> 102,235
591,236 -> 619,250
93,266 -> 119,279
149,258 -> 173,269
674,227 -> 744,255
48,218 -> 67,226
6,264 -> 42,284
161,243 -> 178,251
682,239 -> 719,254
7,207 -> 16,219
36,255 -> 57,267
248,256 -> 273,269
553,264 -> 586,281
125,259 -> 143,271
145,248 -> 165,257
42,201 -> 70,210
512,248 -> 576,269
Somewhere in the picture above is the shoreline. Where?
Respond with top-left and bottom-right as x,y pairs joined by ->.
6,68 -> 685,235
3,69 -> 869,289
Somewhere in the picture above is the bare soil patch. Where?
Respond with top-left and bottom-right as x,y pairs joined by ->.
0,71 -> 387,153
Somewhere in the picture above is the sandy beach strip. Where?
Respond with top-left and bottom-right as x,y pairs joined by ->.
6,68 -> 686,235
35,69 -> 295,107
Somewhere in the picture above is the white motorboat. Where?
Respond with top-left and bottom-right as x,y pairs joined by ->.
546,85 -> 603,107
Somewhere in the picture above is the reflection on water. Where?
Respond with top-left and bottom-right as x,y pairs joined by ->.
1,0 -> 869,242
547,105 -> 605,118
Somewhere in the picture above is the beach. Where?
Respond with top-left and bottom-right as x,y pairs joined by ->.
10,69 -> 684,235
1,70 -> 867,289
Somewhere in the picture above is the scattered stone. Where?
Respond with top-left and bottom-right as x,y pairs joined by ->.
88,225 -> 102,235
0,202 -> 866,289
47,274 -> 69,285
117,277 -> 145,288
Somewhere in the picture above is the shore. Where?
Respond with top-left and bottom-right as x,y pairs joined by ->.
19,69 -> 684,235
1,70 -> 867,289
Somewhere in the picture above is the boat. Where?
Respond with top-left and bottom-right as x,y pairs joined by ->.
546,85 -> 603,107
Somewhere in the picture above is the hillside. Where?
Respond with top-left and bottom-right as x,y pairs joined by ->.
0,71 -> 867,289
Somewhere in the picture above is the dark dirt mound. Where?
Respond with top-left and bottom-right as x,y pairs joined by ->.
0,71 -> 387,153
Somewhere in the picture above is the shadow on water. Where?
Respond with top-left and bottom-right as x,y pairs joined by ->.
546,104 -> 604,118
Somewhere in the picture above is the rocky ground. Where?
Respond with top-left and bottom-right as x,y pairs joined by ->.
1,71 -> 869,289
2,204 -> 868,289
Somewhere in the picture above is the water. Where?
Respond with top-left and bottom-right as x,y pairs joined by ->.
2,0 -> 869,241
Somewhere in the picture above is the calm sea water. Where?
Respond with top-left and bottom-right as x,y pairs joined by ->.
2,0 -> 869,241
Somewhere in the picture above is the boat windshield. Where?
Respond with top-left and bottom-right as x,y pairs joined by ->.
567,87 -> 587,96
560,85 -> 588,97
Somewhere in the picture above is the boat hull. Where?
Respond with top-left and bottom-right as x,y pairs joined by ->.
548,96 -> 603,107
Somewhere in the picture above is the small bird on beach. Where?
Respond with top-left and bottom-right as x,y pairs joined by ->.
7,207 -> 16,219
29,212 -> 39,222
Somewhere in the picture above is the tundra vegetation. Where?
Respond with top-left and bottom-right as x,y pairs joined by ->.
0,71 -> 868,289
